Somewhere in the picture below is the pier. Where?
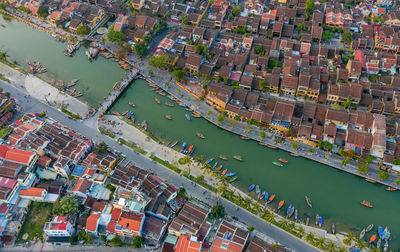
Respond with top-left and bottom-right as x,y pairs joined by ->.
98,68 -> 138,115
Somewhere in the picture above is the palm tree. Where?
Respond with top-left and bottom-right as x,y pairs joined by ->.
325,241 -> 337,252
195,156 -> 204,165
0,51 -> 8,62
355,238 -> 367,251
343,233 -> 354,246
315,237 -> 327,250
305,233 -> 316,245
278,218 -> 288,229
295,225 -> 305,238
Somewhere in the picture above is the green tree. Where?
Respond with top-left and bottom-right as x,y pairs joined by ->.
76,24 -> 90,35
53,196 -> 78,215
148,54 -> 170,68
248,226 -> 255,233
134,43 -> 148,56
378,170 -> 389,180
305,0 -> 315,19
132,236 -> 143,248
173,69 -> 184,81
0,2 -> 9,10
94,141 -> 108,154
210,204 -> 225,219
292,141 -> 298,150
78,230 -> 93,244
395,178 -> 400,186
322,30 -> 333,41
341,159 -> 349,166
259,131 -> 266,139
195,44 -> 207,55
107,26 -> 127,43
259,79 -> 267,90
343,233 -> 354,246
342,30 -> 352,44
254,45 -> 265,55
358,164 -> 368,174
237,26 -> 247,34
231,6 -> 241,17
297,22 -> 306,32
148,69 -> 154,76
109,236 -> 123,247
37,6 -> 49,18
308,148 -> 314,153
177,187 -> 185,198
217,115 -> 224,124
344,96 -> 352,109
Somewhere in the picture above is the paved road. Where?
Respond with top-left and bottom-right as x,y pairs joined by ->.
0,80 -> 320,252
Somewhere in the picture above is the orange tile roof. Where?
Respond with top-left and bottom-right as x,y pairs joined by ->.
210,237 -> 243,252
86,214 -> 100,232
118,211 -> 144,232
19,187 -> 46,197
111,208 -> 122,221
175,235 -> 202,252
4,148 -> 35,165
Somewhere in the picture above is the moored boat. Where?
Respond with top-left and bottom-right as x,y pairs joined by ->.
256,185 -> 261,196
249,184 -> 255,192
219,154 -> 228,160
122,110 -> 129,116
233,155 -> 243,161
315,214 -> 319,226
378,226 -> 383,239
383,240 -> 389,252
386,186 -> 397,191
318,216 -> 323,228
290,152 -> 299,157
377,238 -> 381,249
141,120 -> 148,130
365,224 -> 374,233
196,132 -> 205,139
241,136 -> 250,140
360,228 -> 366,239
289,206 -> 295,218
113,111 -> 120,116
267,194 -> 275,204
332,224 -> 335,234
259,192 -> 266,200
225,172 -> 236,177
212,162 -> 218,169
294,208 -> 298,220
370,234 -> 376,243
188,145 -> 194,154
267,144 -> 277,149
360,200 -> 373,208
365,177 -> 376,183
206,158 -> 214,164
192,112 -> 201,118
182,142 -> 187,149
278,158 -> 288,163
221,169 -> 227,176
169,140 -> 178,148
229,176 -> 237,183
164,115 -> 172,120
155,98 -> 161,104
128,101 -> 136,107
264,192 -> 269,200
272,161 -> 283,167
278,200 -> 284,210
286,204 -> 292,216
185,114 -> 191,121
165,102 -> 174,107
305,196 -> 313,208
217,165 -> 223,171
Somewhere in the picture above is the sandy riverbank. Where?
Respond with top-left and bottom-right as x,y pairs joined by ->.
0,62 -> 89,116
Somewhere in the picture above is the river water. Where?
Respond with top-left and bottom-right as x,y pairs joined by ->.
0,14 -> 399,248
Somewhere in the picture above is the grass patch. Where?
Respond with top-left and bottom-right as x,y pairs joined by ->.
99,126 -> 116,138
61,106 -> 82,120
16,202 -> 53,243
118,137 -> 147,155
0,73 -> 9,83
184,173 -> 218,193
150,153 -> 182,173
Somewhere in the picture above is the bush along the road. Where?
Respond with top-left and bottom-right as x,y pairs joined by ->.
60,106 -> 81,120
118,137 -> 147,155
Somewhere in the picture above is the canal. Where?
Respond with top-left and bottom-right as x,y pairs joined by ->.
0,15 -> 123,107
1,14 -> 399,248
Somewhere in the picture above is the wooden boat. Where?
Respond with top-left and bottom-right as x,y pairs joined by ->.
217,165 -> 223,171
305,196 -> 313,208
113,111 -> 120,116
267,144 -> 277,149
286,204 -> 292,216
264,192 -> 269,200
233,155 -> 243,161
315,214 -> 319,226
141,120 -> 148,130
370,234 -> 376,243
241,136 -> 250,140
332,224 -> 335,234
288,206 -> 295,218
188,145 -> 194,154
192,112 -> 201,118
360,228 -> 366,239
249,184 -> 255,192
259,192 -> 266,200
378,226 -> 384,239
122,110 -> 129,116
272,161 -> 283,167
360,200 -> 373,208
377,238 -> 381,249
278,158 -> 288,163
155,98 -> 161,104
196,132 -> 205,139
185,114 -> 191,121
259,142 -> 267,146
225,172 -> 236,177
229,176 -> 237,183
255,185 -> 261,196
318,216 -> 323,228
386,186 -> 397,191
267,194 -> 275,203
221,169 -> 227,176
290,152 -> 299,157
128,101 -> 135,107
219,154 -> 228,160
294,209 -> 298,220
278,200 -> 284,210
365,177 -> 376,183
165,102 -> 174,107
212,162 -> 218,169
164,115 -> 172,120
365,224 -> 374,233
383,240 -> 388,252
206,158 -> 214,164
169,140 -> 178,148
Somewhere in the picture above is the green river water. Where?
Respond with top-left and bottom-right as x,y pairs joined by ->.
0,15 -> 399,248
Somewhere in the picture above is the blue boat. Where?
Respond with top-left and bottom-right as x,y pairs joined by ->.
185,114 -> 191,121
378,226 -> 383,239
213,162 -> 218,169
256,185 -> 261,195
248,184 -> 255,192
225,172 -> 236,177
183,148 -> 188,154
318,217 -> 323,227
182,142 -> 187,149
383,227 -> 390,241
286,204 -> 292,215
264,192 -> 269,200
206,158 -> 214,164
127,112 -> 133,117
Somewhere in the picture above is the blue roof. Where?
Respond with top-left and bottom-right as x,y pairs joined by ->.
71,165 -> 86,177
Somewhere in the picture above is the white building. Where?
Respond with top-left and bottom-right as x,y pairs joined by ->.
44,216 -> 75,237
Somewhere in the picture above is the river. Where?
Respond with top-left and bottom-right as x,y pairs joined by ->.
0,14 -> 399,249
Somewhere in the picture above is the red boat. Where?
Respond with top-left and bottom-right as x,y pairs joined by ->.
241,136 -> 250,140
278,158 -> 288,163
360,200 -> 373,208
268,194 -> 275,203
